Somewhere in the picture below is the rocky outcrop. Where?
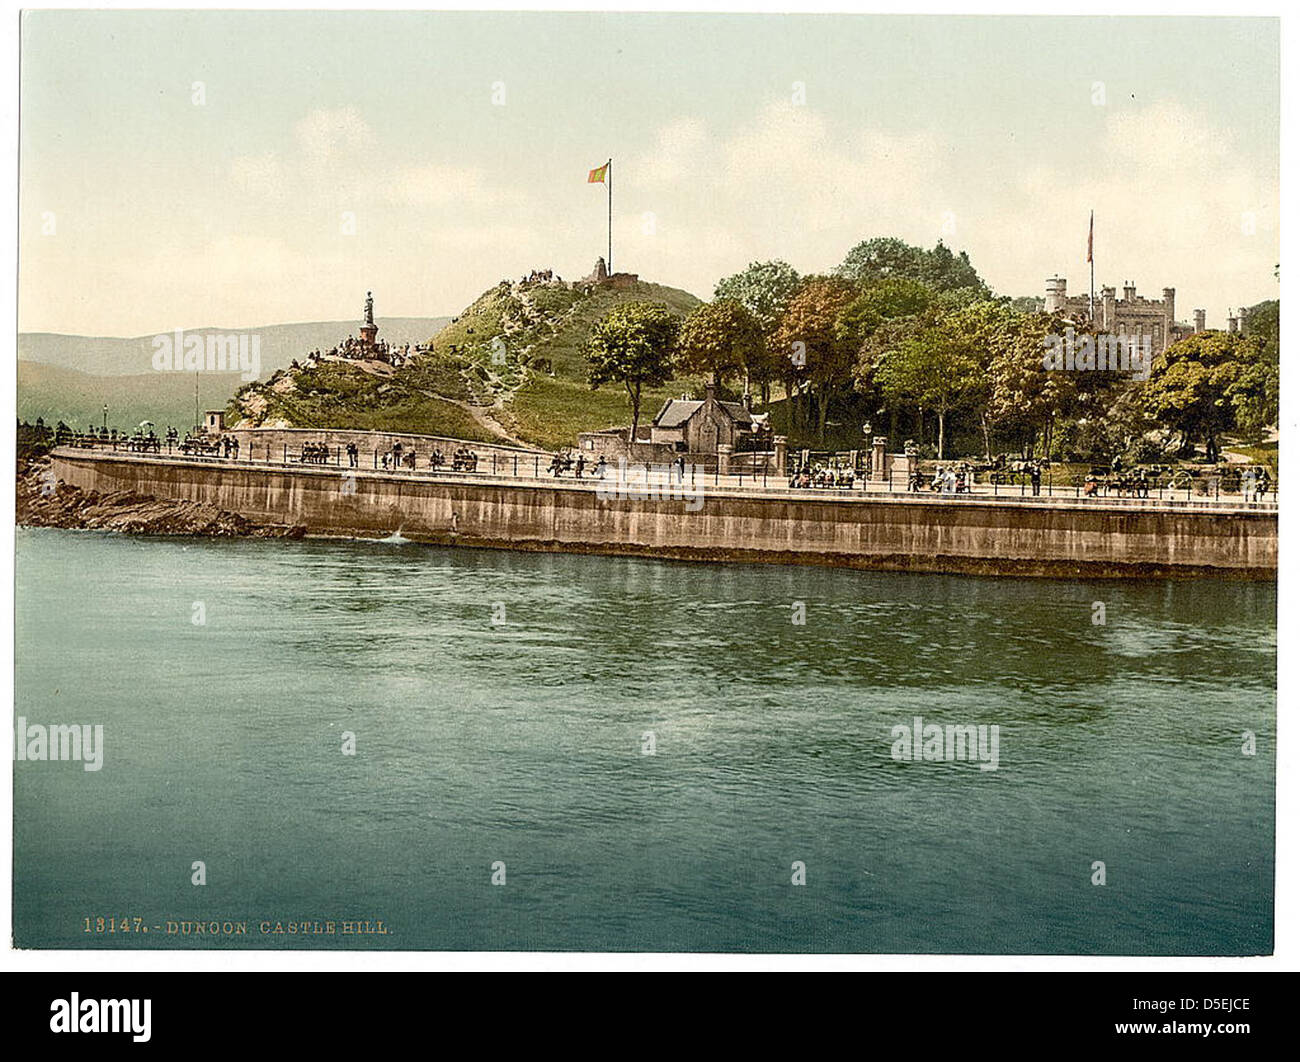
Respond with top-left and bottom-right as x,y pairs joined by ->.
17,457 -> 305,538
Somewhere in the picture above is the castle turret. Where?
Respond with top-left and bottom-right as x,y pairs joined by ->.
1044,276 -> 1067,314
1227,309 -> 1238,335
1194,309 -> 1206,333
1237,307 -> 1248,337
1101,286 -> 1116,331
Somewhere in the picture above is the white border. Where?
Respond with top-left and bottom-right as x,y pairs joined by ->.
1,0 -> 1292,973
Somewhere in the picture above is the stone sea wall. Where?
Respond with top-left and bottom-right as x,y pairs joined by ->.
49,450 -> 1277,578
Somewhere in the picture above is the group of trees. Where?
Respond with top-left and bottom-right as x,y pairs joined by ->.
586,235 -> 1279,462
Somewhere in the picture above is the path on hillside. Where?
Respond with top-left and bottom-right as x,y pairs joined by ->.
417,388 -> 533,450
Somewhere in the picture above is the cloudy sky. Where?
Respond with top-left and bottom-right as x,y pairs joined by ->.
19,11 -> 1279,336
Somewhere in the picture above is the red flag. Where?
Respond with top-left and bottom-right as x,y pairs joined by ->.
1087,211 -> 1093,264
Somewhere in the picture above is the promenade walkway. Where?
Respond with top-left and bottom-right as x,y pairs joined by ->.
51,438 -> 1279,517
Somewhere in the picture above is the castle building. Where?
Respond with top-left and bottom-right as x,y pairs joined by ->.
1043,276 -> 1207,354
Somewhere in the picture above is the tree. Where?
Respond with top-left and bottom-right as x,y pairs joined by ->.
985,310 -> 1079,460
835,237 -> 989,295
837,277 -> 935,344
920,242 -> 987,293
1230,301 -> 1279,439
1143,330 -> 1249,463
586,302 -> 680,444
774,276 -> 861,441
676,299 -> 765,390
872,307 -> 990,460
713,260 -> 802,335
835,237 -> 924,284
713,260 -> 802,405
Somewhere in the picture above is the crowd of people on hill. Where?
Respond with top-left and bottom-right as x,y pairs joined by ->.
303,337 -> 425,368
521,269 -> 560,284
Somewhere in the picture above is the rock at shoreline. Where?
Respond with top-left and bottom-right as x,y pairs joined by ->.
16,458 -> 306,539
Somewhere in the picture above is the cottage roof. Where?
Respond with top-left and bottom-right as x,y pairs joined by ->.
653,399 -> 704,428
654,396 -> 759,429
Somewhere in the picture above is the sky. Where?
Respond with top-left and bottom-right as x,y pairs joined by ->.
18,11 -> 1280,336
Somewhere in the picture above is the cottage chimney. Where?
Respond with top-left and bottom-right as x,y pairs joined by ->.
704,382 -> 717,404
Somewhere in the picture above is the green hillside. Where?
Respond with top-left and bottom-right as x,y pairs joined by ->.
18,361 -> 246,434
228,276 -> 703,450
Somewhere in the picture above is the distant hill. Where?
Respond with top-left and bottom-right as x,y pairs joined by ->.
18,318 -> 451,378
229,276 -> 703,449
18,361 -> 247,433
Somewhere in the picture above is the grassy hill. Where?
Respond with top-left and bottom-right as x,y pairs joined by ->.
228,276 -> 704,450
18,361 -> 247,434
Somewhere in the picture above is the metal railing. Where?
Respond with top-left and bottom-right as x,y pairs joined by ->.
51,435 -> 1279,512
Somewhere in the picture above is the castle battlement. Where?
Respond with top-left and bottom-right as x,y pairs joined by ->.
1044,276 -> 1212,354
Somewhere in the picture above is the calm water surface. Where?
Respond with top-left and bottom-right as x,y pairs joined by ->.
13,527 -> 1275,952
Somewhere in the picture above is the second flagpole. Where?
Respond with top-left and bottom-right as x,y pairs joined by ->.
607,157 -> 612,274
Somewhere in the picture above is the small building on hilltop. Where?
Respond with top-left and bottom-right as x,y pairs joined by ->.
577,256 -> 639,289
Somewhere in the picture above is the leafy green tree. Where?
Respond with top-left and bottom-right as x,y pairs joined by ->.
920,242 -> 987,293
872,306 -> 991,460
713,260 -> 802,335
836,237 -> 988,294
837,277 -> 935,345
714,261 -> 802,404
676,299 -> 765,391
985,310 -> 1079,459
1143,330 -> 1249,462
774,275 -> 860,440
586,302 -> 680,443
1231,301 -> 1279,439
835,237 -> 924,284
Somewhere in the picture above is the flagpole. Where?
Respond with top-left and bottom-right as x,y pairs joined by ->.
607,158 -> 613,274
1089,210 -> 1095,324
